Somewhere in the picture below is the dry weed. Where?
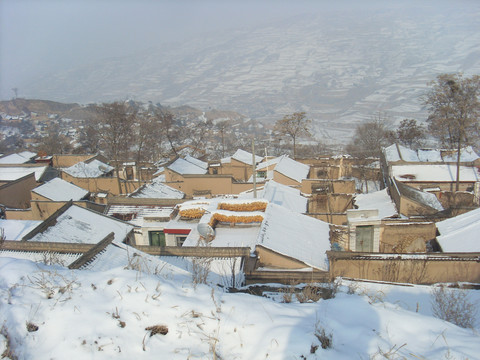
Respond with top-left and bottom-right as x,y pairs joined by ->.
431,285 -> 477,329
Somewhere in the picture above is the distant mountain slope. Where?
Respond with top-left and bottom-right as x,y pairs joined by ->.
0,98 -> 247,125
21,6 -> 480,143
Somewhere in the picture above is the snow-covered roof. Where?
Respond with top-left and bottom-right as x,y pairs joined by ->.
130,178 -> 184,199
256,157 -> 282,172
354,189 -> 397,219
184,155 -> 208,170
240,180 -> 307,213
417,149 -> 443,162
394,180 -> 444,212
257,203 -> 330,271
63,159 -> 114,178
0,152 -> 36,164
442,146 -> 479,162
392,164 -> 480,182
167,157 -> 207,175
106,205 -> 174,227
184,222 -> 260,249
436,207 -> 480,252
32,177 -> 89,201
0,165 -> 47,182
0,219 -> 42,240
227,149 -> 263,165
384,144 -> 480,164
29,205 -> 134,244
273,156 -> 310,183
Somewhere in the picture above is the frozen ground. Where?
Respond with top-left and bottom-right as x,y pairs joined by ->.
0,258 -> 479,359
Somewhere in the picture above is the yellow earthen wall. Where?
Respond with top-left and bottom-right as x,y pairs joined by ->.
0,174 -> 37,209
329,255 -> 480,284
256,246 -> 310,270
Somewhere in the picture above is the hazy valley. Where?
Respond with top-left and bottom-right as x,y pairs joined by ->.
8,5 -> 480,144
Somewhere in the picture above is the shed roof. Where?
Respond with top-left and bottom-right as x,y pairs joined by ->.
436,207 -> 480,252
63,159 -> 114,178
28,205 -> 134,244
383,144 -> 480,164
223,149 -> 262,165
0,165 -> 48,182
0,152 -> 36,164
392,164 -> 480,183
240,180 -> 307,213
0,219 -> 42,240
32,177 -> 89,201
354,188 -> 398,219
274,156 -> 310,183
130,178 -> 185,199
106,204 -> 174,227
257,203 -> 330,271
167,157 -> 207,175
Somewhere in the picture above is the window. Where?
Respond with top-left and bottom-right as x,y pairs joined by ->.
176,236 -> 187,247
149,231 -> 165,246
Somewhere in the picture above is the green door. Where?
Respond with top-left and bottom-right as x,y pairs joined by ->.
355,225 -> 374,252
149,231 -> 166,246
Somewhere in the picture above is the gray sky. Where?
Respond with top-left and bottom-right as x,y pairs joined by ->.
1,0 -> 477,100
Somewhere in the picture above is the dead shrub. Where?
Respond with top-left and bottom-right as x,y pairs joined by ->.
26,322 -> 39,332
1,325 -> 16,360
322,280 -> 340,300
296,284 -> 322,303
280,283 -> 296,303
314,322 -> 332,349
191,257 -> 212,288
431,285 -> 477,329
145,325 -> 168,336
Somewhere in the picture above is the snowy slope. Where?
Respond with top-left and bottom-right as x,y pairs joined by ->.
0,258 -> 479,359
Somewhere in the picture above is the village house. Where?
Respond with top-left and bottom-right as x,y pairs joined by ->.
60,158 -> 142,197
0,159 -> 58,210
381,143 -> 480,215
328,204 -> 480,284
209,149 -> 263,182
105,201 -> 180,247
255,155 -> 310,188
158,197 -> 331,283
164,153 -> 260,197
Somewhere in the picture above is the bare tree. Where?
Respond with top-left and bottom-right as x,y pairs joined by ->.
396,119 -> 425,149
346,112 -> 395,158
424,73 -> 480,191
274,112 -> 312,159
152,109 -> 181,157
77,123 -> 101,154
38,124 -> 72,155
215,120 -> 232,158
94,101 -> 136,193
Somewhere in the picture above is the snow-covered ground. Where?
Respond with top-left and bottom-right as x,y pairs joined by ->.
1,257 -> 479,359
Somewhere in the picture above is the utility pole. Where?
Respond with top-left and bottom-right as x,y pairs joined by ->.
252,139 -> 257,198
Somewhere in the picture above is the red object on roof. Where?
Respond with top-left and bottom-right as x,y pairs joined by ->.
163,229 -> 191,235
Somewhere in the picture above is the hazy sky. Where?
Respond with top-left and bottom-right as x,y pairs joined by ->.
1,0 -> 478,100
